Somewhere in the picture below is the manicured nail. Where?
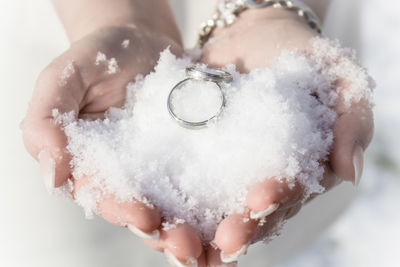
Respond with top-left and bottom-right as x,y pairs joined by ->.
164,249 -> 198,267
353,145 -> 364,186
250,203 -> 279,220
38,150 -> 55,195
127,224 -> 160,241
220,244 -> 248,263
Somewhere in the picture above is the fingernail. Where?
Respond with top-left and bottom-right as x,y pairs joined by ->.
220,244 -> 248,263
250,203 -> 279,220
164,249 -> 198,267
127,224 -> 160,241
38,150 -> 55,195
353,145 -> 364,186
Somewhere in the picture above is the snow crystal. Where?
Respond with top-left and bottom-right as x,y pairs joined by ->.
95,51 -> 119,74
57,37 -> 374,241
95,51 -> 106,65
162,218 -> 186,231
121,39 -> 130,48
311,38 -> 375,107
107,58 -> 119,74
59,61 -> 75,86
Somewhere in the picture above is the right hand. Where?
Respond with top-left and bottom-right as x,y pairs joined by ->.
200,7 -> 373,266
22,25 -> 206,266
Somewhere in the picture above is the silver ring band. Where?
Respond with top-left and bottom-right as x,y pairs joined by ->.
167,78 -> 226,129
186,65 -> 233,84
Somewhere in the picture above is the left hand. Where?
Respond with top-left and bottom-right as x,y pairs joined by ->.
21,25 -> 206,266
200,8 -> 374,266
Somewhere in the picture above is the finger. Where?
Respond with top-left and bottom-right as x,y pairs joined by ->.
213,178 -> 304,262
246,177 -> 304,220
319,163 -> 341,191
283,203 -> 302,220
213,213 -> 257,263
196,249 -> 207,267
304,162 -> 343,204
331,98 -> 374,185
251,208 -> 288,244
73,175 -> 161,239
75,178 -> 203,266
206,245 -> 237,267
100,196 -> 161,238
22,60 -> 85,190
146,223 -> 203,267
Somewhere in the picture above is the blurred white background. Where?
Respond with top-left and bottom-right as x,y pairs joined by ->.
0,0 -> 399,266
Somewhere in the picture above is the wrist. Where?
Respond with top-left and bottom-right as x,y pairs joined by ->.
69,18 -> 181,45
201,0 -> 321,47
211,6 -> 317,40
202,5 -> 320,72
54,0 -> 181,45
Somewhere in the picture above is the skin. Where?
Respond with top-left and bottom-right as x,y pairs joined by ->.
22,1 -> 374,266
22,0 -> 205,266
200,4 -> 374,266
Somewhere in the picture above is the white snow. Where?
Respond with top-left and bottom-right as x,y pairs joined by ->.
278,0 -> 400,266
95,51 -> 119,74
121,39 -> 130,48
60,60 -> 75,85
58,38 -> 373,241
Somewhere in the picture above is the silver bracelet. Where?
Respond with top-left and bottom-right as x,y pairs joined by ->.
198,0 -> 322,47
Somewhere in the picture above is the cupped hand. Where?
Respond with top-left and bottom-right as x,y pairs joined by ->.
22,25 -> 205,266
200,8 -> 374,266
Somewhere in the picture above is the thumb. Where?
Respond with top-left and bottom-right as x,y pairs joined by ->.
330,99 -> 374,185
22,60 -> 84,192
